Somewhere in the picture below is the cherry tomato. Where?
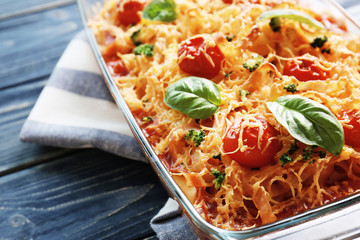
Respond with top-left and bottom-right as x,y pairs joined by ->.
343,111 -> 360,148
222,0 -> 233,3
116,0 -> 144,26
283,59 -> 329,82
107,60 -> 129,77
223,118 -> 281,168
178,36 -> 224,79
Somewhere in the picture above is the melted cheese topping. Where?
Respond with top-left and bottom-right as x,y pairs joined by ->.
91,0 -> 360,230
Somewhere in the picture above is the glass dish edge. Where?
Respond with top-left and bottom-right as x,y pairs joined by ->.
76,0 -> 360,239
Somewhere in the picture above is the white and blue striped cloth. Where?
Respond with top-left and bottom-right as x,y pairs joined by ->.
20,32 -> 146,162
20,2 -> 360,239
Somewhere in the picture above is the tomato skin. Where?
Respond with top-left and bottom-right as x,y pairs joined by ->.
343,111 -> 360,148
178,36 -> 224,79
116,0 -> 144,26
283,59 -> 329,82
223,118 -> 281,168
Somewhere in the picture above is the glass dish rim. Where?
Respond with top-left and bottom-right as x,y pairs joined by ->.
76,0 -> 360,238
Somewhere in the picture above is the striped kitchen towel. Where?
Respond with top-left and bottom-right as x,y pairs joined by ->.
20,31 -> 146,162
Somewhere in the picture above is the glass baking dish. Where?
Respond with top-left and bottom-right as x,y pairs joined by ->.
76,0 -> 360,238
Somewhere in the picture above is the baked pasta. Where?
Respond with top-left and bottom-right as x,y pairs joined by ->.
90,0 -> 360,230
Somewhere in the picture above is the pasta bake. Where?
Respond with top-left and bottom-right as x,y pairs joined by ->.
90,0 -> 360,230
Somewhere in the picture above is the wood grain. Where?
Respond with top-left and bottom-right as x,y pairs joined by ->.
0,150 -> 168,239
0,2 -> 84,171
0,3 -> 82,89
0,0 -> 75,20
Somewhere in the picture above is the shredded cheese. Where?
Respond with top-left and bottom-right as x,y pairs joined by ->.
91,0 -> 360,230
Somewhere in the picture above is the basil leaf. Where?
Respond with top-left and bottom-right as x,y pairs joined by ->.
164,77 -> 221,119
257,9 -> 326,30
142,0 -> 177,23
266,95 -> 344,156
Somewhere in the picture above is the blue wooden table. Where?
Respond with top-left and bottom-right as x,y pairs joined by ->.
0,0 -> 169,239
2,0 -> 360,239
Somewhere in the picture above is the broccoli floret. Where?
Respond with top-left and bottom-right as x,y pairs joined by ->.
142,116 -> 153,123
224,71 -> 233,79
134,44 -> 154,57
239,89 -> 250,98
310,36 -> 327,48
239,89 -> 251,101
280,153 -> 294,167
184,129 -> 205,147
284,83 -> 298,93
319,151 -> 326,158
225,34 -> 234,42
270,17 -> 281,32
287,139 -> 299,155
321,48 -> 331,54
211,168 -> 225,189
130,29 -> 142,46
212,153 -> 222,161
243,55 -> 264,72
303,145 -> 318,160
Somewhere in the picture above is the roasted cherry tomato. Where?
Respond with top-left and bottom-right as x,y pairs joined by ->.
116,0 -> 144,26
107,60 -> 129,77
178,36 -> 224,79
283,59 -> 329,82
343,110 -> 360,148
223,118 -> 281,168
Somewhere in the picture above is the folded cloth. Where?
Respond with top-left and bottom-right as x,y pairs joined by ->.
150,199 -> 198,240
20,1 -> 360,239
20,31 -> 146,162
20,31 -> 196,239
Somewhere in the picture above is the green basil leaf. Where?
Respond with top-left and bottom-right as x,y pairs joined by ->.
164,77 -> 221,119
142,0 -> 177,23
266,95 -> 344,156
257,9 -> 326,30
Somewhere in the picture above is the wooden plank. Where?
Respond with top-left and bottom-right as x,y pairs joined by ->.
0,3 -> 83,89
0,3 -> 83,170
0,75 -> 75,172
0,0 -> 75,20
0,149 -> 168,239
